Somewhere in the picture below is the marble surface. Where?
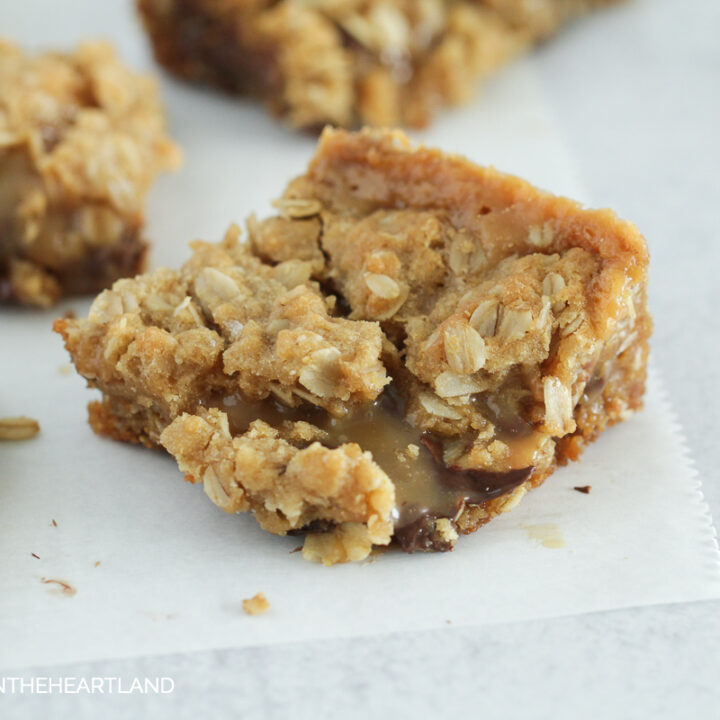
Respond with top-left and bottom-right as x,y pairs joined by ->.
3,0 -> 720,717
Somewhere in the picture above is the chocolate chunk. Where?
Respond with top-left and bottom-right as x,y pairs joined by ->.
391,434 -> 534,553
394,515 -> 454,554
287,519 -> 335,536
420,433 -> 534,498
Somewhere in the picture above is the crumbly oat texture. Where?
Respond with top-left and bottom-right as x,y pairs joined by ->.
56,128 -> 651,565
0,40 -> 180,307
137,0 -> 622,129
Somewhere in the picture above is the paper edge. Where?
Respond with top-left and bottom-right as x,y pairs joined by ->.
647,364 -> 720,578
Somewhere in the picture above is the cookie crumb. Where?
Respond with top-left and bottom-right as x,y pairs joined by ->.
41,578 -> 76,597
573,485 -> 591,494
94,561 -> 101,567
57,364 -> 73,375
242,593 -> 270,616
0,416 -> 40,441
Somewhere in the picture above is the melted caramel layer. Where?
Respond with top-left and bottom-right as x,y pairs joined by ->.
203,384 -> 536,551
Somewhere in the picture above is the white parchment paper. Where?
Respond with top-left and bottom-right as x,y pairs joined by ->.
1,0 -> 719,673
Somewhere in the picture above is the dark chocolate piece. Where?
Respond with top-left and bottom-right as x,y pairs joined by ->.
287,519 -> 335,536
420,434 -> 533,498
394,515 -> 454,554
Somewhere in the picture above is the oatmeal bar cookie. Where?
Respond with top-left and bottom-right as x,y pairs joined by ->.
56,128 -> 650,564
0,40 -> 180,308
137,0 -> 622,129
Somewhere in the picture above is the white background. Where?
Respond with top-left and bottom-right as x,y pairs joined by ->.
1,0 -> 720,717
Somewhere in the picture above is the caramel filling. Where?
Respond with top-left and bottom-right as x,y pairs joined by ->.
203,384 -> 538,550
